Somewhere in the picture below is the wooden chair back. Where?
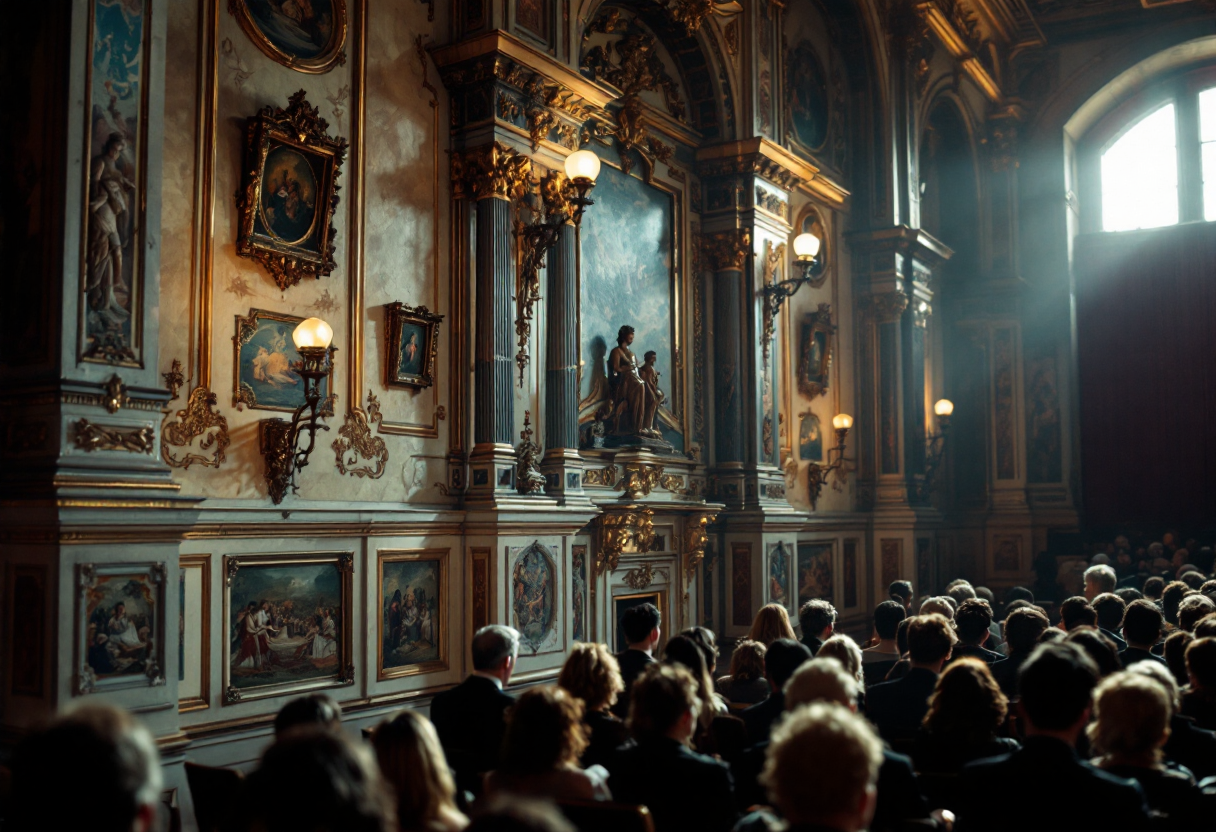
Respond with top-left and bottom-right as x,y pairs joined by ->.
185,761 -> 244,832
556,798 -> 656,832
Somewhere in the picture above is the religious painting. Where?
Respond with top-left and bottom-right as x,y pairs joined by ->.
797,542 -> 833,607
572,545 -> 588,643
236,92 -> 347,290
384,302 -> 444,389
768,542 -> 790,606
993,536 -> 1022,574
799,412 -> 823,461
842,539 -> 859,610
179,555 -> 211,712
515,0 -> 548,40
798,305 -> 834,399
471,548 -> 491,632
81,0 -> 150,365
512,543 -> 557,654
229,0 -> 347,73
578,163 -> 682,452
731,543 -> 752,626
233,309 -> 334,414
9,566 -> 46,697
223,552 -> 353,704
378,549 -> 449,679
78,562 -> 166,694
880,539 -> 902,590
993,327 -> 1017,480
614,592 -> 663,653
788,40 -> 830,151
1026,353 -> 1062,483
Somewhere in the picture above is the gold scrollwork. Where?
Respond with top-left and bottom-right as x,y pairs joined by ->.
684,512 -> 716,582
623,562 -> 656,590
593,507 -> 655,578
583,464 -> 618,487
161,386 -> 231,469
333,391 -> 388,479
162,359 -> 184,401
659,473 -> 687,494
760,240 -> 786,365
451,142 -> 532,202
103,375 -> 128,414
658,0 -> 743,35
72,420 -> 155,454
700,228 -> 752,272
799,303 -> 835,399
618,463 -> 664,499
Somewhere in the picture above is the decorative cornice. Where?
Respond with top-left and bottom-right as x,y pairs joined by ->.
915,1 -> 1004,104
696,138 -> 850,206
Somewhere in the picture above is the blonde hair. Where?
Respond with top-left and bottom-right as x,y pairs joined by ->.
727,639 -> 767,682
816,634 -> 864,687
762,702 -> 884,824
784,657 -> 858,709
919,596 -> 955,620
558,642 -> 625,712
1087,672 -> 1170,765
748,604 -> 798,646
372,710 -> 466,832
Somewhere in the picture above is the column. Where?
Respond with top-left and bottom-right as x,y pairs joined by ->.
541,215 -> 588,504
701,229 -> 750,505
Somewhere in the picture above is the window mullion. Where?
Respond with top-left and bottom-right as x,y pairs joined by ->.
1177,89 -> 1203,223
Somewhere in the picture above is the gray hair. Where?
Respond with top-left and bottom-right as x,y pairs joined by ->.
472,625 -> 520,671
1084,564 -> 1117,594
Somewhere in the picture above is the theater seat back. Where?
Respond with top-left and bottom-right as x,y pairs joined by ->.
557,798 -> 656,832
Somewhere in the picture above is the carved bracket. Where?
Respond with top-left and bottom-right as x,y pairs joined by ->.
332,391 -> 388,479
593,507 -> 655,578
623,562 -> 656,590
161,386 -> 231,469
684,512 -> 717,583
617,463 -> 664,499
72,420 -> 155,454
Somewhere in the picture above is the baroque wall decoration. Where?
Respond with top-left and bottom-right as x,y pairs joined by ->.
572,545 -> 588,642
594,507 -> 656,577
234,308 -> 335,414
333,391 -> 389,479
236,91 -> 349,290
383,302 -> 443,389
798,304 -> 835,399
880,539 -> 902,591
516,411 -> 546,495
161,386 -> 231,470
229,0 -> 348,74
72,420 -> 155,454
768,542 -> 790,606
796,541 -> 833,607
842,539 -> 859,610
78,562 -> 167,695
511,542 -> 558,654
993,327 -> 1018,480
470,548 -> 491,632
378,549 -> 449,679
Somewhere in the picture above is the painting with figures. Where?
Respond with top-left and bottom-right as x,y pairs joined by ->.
234,309 -> 332,413
231,0 -> 347,72
797,542 -> 834,607
379,551 -> 447,679
258,146 -> 320,247
788,39 -> 829,151
769,543 -> 790,605
512,544 -> 557,654
83,569 -> 160,685
799,412 -> 823,461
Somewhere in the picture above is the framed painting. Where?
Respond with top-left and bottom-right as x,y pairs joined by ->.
179,555 -> 211,712
78,562 -> 167,694
9,565 -> 47,697
798,303 -> 834,399
229,0 -> 348,74
236,92 -> 348,290
511,542 -> 558,655
787,39 -> 830,152
384,302 -> 443,389
768,542 -> 790,607
796,542 -> 834,608
223,551 -> 354,704
799,411 -> 823,461
613,591 -> 664,653
233,308 -> 335,414
572,545 -> 588,643
378,549 -> 449,680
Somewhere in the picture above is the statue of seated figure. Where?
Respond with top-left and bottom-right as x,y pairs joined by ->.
596,325 -> 672,451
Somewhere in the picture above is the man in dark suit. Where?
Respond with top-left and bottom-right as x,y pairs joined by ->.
954,643 -> 1151,832
949,599 -> 1003,664
741,638 -> 813,745
1120,599 -> 1167,668
797,598 -> 837,656
429,624 -> 519,795
611,602 -> 661,718
992,605 -> 1051,698
1093,592 -> 1129,652
608,664 -> 737,832
866,613 -> 955,743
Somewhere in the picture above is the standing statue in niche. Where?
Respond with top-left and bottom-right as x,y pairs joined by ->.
596,325 -> 673,451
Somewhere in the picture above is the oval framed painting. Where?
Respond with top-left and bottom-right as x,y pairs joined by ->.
230,0 -> 347,74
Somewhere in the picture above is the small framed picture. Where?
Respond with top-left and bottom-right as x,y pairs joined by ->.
78,562 -> 168,694
229,0 -> 348,75
799,303 -> 834,399
378,549 -> 449,680
233,308 -> 335,414
384,302 -> 443,389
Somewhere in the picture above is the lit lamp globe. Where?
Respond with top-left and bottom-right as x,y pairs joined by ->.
793,232 -> 822,262
564,148 -> 601,184
934,399 -> 954,418
832,413 -> 853,433
293,317 -> 335,375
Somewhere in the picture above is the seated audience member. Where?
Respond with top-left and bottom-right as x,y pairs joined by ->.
761,702 -> 886,832
1092,593 -> 1128,651
862,600 -> 906,685
950,599 -> 1002,664
608,664 -> 737,832
662,634 -> 730,751
1129,661 -> 1216,781
817,633 -> 865,693
1202,580 -> 1216,600
889,579 -> 914,613
611,602 -> 661,718
682,626 -> 722,677
797,599 -> 837,655
1143,576 -> 1166,603
882,617 -> 915,683
913,658 -> 1019,777
1117,587 -> 1145,606
430,625 -> 519,792
747,603 -> 797,646
919,595 -> 955,620
372,710 -> 469,832
1182,637 -> 1216,730
1066,627 -> 1123,678
866,614 -> 956,743
1180,570 -> 1206,591
1059,596 -> 1098,631
992,606 -> 1051,697
1088,672 -> 1202,829
273,692 -> 342,737
1037,627 -> 1066,644
1163,581 -> 1189,628
557,642 -> 629,768
953,643 -> 1150,832
485,686 -> 610,802
716,639 -> 770,706
1164,630 -> 1194,687
974,587 -> 1006,652
464,798 -> 574,832
1084,564 -> 1118,602
946,582 -> 977,607
234,727 -> 396,832
1178,594 -> 1216,632
1121,600 -> 1168,668
1196,613 -> 1216,638
1002,586 -> 1034,616
8,704 -> 162,832
742,638 -> 814,744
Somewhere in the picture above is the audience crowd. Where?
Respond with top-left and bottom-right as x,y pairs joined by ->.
6,531 -> 1216,832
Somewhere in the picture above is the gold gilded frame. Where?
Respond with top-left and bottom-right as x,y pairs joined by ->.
383,303 -> 444,389
376,548 -> 450,680
76,562 -> 168,695
232,308 -> 335,415
222,551 -> 355,705
228,0 -> 348,74
179,554 -> 211,713
798,304 -> 834,399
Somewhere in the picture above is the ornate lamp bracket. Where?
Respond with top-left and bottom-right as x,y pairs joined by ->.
259,346 -> 336,504
807,422 -> 851,510
916,406 -> 953,502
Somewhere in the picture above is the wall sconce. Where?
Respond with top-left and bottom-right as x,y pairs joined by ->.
808,412 -> 852,509
515,148 -> 601,385
761,231 -> 826,321
920,398 -> 953,499
260,317 -> 336,505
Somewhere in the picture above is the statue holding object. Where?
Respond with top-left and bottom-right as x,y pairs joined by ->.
596,325 -> 674,452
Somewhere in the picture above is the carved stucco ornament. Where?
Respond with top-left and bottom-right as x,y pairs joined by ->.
161,384 -> 231,470
593,507 -> 655,578
333,391 -> 388,479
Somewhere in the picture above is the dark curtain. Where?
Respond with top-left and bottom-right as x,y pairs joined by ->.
1075,222 -> 1216,528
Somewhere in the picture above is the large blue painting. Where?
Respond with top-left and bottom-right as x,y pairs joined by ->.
233,308 -> 332,413
579,163 -> 681,450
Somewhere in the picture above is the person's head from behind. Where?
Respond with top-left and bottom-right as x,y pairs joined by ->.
1004,586 -> 1034,610
1127,660 -> 1181,715
906,614 -> 957,669
919,596 -> 955,620
1178,594 -> 1216,632
557,642 -> 624,713
1116,587 -> 1144,606
465,797 -> 576,832
1143,576 -> 1165,601
872,599 -> 906,642
10,704 -> 161,832
1180,570 -> 1206,591
500,685 -> 587,774
1091,593 -> 1126,633
1084,564 -> 1117,601
620,602 -> 661,650
1195,613 -> 1216,638
1122,599 -> 1165,649
372,709 -> 463,832
472,624 -> 520,684
274,693 -> 342,737
889,579 -> 914,611
924,657 -> 1007,744
680,625 -> 720,672
954,599 -> 994,647
1162,581 -> 1189,625
765,638 -> 815,693
1004,606 -> 1050,656
1186,636 -> 1216,692
946,582 -> 977,606
1087,672 -> 1171,766
727,639 -> 767,682
798,599 -> 837,641
1164,630 -> 1194,688
895,617 -> 911,656
749,603 -> 798,646
1065,627 -> 1122,678
627,663 -> 699,744
784,657 -> 859,711
816,634 -> 864,686
237,727 -> 395,832
1059,596 -> 1097,631
762,702 -> 884,832
1017,643 -> 1099,737
662,634 -> 715,722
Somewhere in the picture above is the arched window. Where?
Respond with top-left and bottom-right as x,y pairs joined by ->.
1100,103 -> 1177,232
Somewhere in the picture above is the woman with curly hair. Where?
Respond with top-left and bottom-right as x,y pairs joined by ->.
557,642 -> 631,767
484,686 -> 611,802
372,710 -> 468,832
746,603 -> 797,646
714,639 -> 769,706
912,657 -> 1019,777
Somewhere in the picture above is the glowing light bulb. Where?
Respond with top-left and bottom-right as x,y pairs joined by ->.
293,317 -> 334,350
832,413 -> 853,431
793,232 -> 822,261
934,399 -> 954,417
